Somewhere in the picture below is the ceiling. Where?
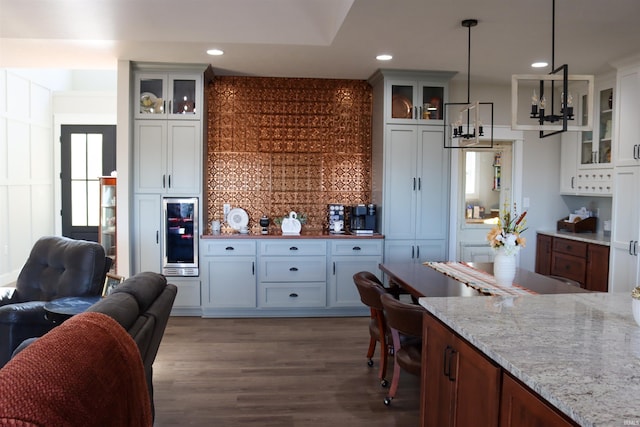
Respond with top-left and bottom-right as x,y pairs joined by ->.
1,0 -> 639,84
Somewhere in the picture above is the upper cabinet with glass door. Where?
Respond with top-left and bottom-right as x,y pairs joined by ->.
135,72 -> 202,120
579,76 -> 614,169
371,70 -> 455,124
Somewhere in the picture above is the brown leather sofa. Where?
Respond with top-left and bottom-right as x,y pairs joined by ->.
0,236 -> 109,367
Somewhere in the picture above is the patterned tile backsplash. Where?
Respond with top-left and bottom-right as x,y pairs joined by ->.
206,76 -> 372,232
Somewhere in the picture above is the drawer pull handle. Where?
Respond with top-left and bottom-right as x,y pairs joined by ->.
289,293 -> 299,298
225,246 -> 235,251
352,246 -> 362,251
289,246 -> 299,251
289,267 -> 299,272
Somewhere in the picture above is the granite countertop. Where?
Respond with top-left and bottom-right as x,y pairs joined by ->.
537,229 -> 611,246
419,292 -> 640,427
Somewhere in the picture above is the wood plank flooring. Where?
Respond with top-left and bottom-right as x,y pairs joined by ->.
153,316 -> 420,427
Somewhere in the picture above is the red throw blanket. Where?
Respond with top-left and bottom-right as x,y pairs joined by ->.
0,312 -> 152,427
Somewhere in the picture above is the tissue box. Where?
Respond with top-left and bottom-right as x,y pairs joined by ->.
557,216 -> 597,233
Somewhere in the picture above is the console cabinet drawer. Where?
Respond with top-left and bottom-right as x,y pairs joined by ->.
259,240 -> 326,256
258,282 -> 326,308
330,239 -> 383,256
259,256 -> 327,282
201,240 -> 256,256
552,238 -> 587,257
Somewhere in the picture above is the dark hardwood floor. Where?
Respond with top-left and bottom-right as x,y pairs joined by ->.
153,316 -> 420,427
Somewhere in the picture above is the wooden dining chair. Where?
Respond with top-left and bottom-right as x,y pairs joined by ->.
353,271 -> 391,387
380,292 -> 424,405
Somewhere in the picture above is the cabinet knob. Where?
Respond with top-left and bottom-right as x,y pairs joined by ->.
352,246 -> 362,251
289,246 -> 299,251
289,293 -> 299,298
289,267 -> 299,272
225,246 -> 235,251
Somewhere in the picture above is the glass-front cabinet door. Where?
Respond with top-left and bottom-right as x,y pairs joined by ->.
135,73 -> 201,119
387,80 -> 445,123
579,81 -> 613,168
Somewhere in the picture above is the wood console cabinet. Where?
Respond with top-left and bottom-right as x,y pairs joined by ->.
535,233 -> 609,292
422,313 -> 500,427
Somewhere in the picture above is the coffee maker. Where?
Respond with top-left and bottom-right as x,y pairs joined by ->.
349,204 -> 376,234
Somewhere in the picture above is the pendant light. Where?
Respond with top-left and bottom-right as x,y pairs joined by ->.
444,19 -> 494,149
511,0 -> 593,137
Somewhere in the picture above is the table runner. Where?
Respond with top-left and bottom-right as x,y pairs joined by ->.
424,262 -> 538,296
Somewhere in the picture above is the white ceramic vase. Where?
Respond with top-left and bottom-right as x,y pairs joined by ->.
493,251 -> 516,287
632,298 -> 640,327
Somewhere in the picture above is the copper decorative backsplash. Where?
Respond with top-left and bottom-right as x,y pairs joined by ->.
206,76 -> 372,231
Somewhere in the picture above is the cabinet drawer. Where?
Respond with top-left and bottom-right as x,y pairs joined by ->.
259,240 -> 326,256
258,282 -> 326,308
201,240 -> 256,256
259,256 -> 326,282
551,253 -> 586,284
552,238 -> 587,257
330,240 -> 383,256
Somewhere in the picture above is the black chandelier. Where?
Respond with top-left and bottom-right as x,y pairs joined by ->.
444,19 -> 494,149
511,0 -> 593,138
528,0 -> 573,136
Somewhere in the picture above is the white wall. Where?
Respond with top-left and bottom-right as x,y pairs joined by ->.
0,70 -> 55,285
0,68 -> 117,286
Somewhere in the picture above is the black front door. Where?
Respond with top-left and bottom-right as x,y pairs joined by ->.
60,125 -> 116,241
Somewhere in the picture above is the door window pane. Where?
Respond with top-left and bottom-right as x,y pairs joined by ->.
69,133 -> 103,226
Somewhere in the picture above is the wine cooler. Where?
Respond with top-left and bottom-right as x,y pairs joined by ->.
162,197 -> 199,276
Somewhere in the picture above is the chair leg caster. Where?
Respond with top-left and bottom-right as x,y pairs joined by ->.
381,378 -> 388,388
384,396 -> 392,406
367,358 -> 374,367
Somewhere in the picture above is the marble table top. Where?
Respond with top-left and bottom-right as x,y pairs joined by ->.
419,292 -> 640,427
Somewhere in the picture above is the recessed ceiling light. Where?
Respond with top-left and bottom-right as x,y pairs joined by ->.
207,49 -> 224,56
531,61 -> 548,68
376,54 -> 393,61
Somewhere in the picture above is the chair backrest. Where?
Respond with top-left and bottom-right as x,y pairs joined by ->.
16,236 -> 107,302
380,293 -> 424,338
353,271 -> 386,310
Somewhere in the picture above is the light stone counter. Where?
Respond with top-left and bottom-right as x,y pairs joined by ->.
537,229 -> 610,246
419,292 -> 640,427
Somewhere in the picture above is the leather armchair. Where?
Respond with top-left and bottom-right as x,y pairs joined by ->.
0,236 -> 108,367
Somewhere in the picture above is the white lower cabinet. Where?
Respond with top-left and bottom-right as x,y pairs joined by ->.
200,237 -> 383,317
384,239 -> 447,264
170,277 -> 201,310
201,240 -> 256,310
329,240 -> 383,308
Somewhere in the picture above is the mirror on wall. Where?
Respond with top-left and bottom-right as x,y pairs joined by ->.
462,142 -> 512,226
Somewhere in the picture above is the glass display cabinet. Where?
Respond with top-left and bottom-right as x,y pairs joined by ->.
134,73 -> 202,119
388,80 -> 446,123
99,176 -> 117,272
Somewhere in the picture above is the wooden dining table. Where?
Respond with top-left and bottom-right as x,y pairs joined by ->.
378,261 -> 591,299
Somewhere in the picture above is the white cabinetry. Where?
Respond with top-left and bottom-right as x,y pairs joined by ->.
613,64 -> 640,167
560,75 -> 614,196
134,120 -> 201,194
381,125 -> 449,262
610,167 -> 640,292
201,240 -> 256,310
328,239 -> 382,309
370,70 -> 452,264
199,237 -> 381,317
258,240 -> 327,308
610,59 -> 640,293
134,72 -> 202,120
133,194 -> 162,273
